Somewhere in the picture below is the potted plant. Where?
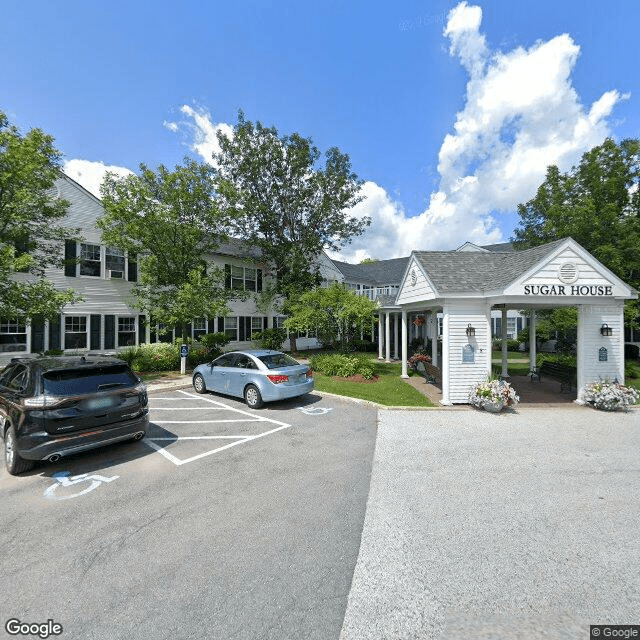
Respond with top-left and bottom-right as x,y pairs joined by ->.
579,380 -> 639,411
468,378 -> 519,412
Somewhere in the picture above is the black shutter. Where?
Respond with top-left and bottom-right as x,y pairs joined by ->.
104,315 -> 115,349
257,269 -> 262,292
239,317 -> 246,341
128,253 -> 137,282
517,317 -> 523,334
138,315 -> 146,344
218,317 -> 225,333
64,240 -> 77,277
90,315 -> 101,350
31,320 -> 45,353
49,315 -> 61,351
225,264 -> 231,289
263,317 -> 268,330
495,317 -> 502,338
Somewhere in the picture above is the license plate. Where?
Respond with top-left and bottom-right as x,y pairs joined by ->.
87,397 -> 114,410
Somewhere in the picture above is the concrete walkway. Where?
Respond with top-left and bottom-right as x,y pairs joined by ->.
340,406 -> 640,640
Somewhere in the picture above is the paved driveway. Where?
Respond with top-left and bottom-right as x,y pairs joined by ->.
340,407 -> 640,640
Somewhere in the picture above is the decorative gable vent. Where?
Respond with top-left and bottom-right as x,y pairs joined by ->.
558,262 -> 578,284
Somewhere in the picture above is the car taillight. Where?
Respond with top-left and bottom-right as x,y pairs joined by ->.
267,374 -> 289,384
306,369 -> 313,378
23,395 -> 62,409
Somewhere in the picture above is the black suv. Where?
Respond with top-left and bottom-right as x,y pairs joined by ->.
0,356 -> 149,475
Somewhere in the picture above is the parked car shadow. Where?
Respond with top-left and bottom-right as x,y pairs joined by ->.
18,424 -> 179,478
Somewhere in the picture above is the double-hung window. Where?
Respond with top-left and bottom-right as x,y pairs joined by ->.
224,317 -> 238,341
0,319 -> 27,353
226,265 -> 262,292
118,317 -> 136,346
65,316 -> 88,349
106,247 -> 125,278
80,243 -> 101,276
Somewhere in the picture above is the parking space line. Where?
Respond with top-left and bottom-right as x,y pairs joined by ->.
152,419 -> 263,424
151,407 -> 231,411
143,390 -> 293,466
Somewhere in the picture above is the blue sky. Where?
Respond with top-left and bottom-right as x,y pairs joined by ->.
2,0 -> 638,261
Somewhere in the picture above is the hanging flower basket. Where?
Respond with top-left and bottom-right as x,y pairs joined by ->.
579,381 -> 639,411
468,379 -> 519,412
408,352 -> 431,369
412,316 -> 425,326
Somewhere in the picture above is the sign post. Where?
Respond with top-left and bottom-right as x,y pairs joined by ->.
180,344 -> 189,375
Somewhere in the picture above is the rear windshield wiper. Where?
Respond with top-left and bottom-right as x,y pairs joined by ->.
97,383 -> 127,390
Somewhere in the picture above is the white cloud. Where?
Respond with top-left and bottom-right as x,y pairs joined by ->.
333,2 -> 626,261
163,105 -> 233,165
63,159 -> 134,198
169,6 -> 625,263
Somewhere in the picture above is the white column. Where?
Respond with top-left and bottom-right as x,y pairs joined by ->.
501,307 -> 509,379
394,313 -> 400,360
401,309 -> 409,378
431,311 -> 438,368
378,314 -> 384,360
529,310 -> 537,373
385,311 -> 391,363
441,306 -> 450,404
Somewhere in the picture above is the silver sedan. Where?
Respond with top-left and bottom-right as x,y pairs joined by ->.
192,350 -> 314,408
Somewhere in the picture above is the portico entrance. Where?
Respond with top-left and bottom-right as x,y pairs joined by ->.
380,238 -> 637,405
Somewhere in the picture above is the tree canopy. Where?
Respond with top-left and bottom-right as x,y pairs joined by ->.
99,159 -> 238,336
0,111 -> 80,320
512,137 -> 640,323
284,283 -> 378,349
212,111 -> 370,299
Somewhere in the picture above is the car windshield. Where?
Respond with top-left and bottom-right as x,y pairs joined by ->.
257,353 -> 300,370
43,364 -> 138,395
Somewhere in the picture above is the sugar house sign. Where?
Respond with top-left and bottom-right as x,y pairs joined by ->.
523,284 -> 613,296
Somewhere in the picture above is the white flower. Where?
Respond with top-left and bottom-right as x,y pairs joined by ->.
580,381 -> 639,411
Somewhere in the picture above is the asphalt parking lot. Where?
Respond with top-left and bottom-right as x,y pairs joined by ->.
0,389 -> 378,640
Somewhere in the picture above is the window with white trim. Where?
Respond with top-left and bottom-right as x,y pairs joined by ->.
226,264 -> 262,292
106,247 -> 125,278
224,317 -> 238,340
65,316 -> 88,349
118,317 -> 136,347
0,319 -> 27,352
193,318 -> 207,339
80,243 -> 101,276
251,316 -> 262,337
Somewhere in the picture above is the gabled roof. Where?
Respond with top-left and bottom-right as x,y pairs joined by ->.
412,239 -> 566,294
331,257 -> 409,285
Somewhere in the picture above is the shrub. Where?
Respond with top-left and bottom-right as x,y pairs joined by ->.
625,343 -> 640,360
199,332 -> 230,353
537,352 -> 577,369
352,339 -> 377,353
625,361 -> 640,379
309,353 -> 375,379
251,328 -> 287,351
127,343 -> 180,372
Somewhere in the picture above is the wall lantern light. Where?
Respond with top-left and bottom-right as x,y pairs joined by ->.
466,323 -> 476,338
600,323 -> 613,336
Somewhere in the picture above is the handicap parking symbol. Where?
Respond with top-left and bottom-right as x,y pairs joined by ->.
44,471 -> 119,500
298,407 -> 333,416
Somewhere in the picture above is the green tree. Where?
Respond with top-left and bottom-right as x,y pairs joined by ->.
0,111 -> 81,320
212,111 -> 370,349
284,283 -> 378,350
99,159 -> 239,338
512,138 -> 640,327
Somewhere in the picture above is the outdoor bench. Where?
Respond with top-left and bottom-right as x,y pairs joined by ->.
413,361 -> 441,385
538,361 -> 576,393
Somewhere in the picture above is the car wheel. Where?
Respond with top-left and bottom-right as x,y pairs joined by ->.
4,425 -> 34,476
244,384 -> 263,409
193,373 -> 207,394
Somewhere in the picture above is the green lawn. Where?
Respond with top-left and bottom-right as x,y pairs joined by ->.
312,358 -> 434,407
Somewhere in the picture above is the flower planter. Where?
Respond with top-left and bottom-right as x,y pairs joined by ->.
482,401 -> 504,413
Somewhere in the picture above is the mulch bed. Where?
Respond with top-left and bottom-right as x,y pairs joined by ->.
331,374 -> 379,383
